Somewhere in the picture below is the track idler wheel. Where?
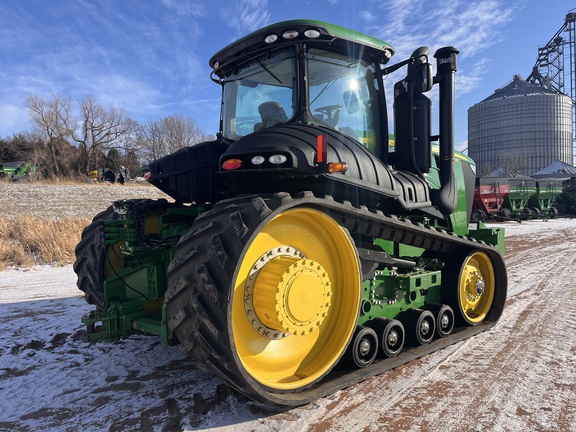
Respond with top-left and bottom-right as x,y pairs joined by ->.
344,326 -> 379,368
400,309 -> 436,346
443,248 -> 507,328
423,304 -> 455,338
454,250 -> 496,325
369,318 -> 405,357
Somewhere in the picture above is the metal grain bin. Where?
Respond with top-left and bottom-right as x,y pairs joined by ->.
468,75 -> 573,176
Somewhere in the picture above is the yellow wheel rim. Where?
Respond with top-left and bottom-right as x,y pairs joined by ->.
458,251 -> 495,324
232,208 -> 361,390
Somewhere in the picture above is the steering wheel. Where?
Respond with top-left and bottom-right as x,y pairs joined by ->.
314,104 -> 343,127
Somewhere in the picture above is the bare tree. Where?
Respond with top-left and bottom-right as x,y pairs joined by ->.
140,115 -> 213,163
69,96 -> 131,173
113,119 -> 147,177
26,94 -> 71,176
501,153 -> 526,177
25,94 -> 210,177
141,119 -> 164,162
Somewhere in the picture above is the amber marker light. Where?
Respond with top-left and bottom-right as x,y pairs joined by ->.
328,162 -> 348,173
222,158 -> 243,170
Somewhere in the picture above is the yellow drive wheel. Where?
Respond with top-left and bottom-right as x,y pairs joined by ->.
231,208 -> 361,391
457,251 -> 495,325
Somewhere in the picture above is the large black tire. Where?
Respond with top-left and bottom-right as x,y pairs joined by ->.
74,206 -> 120,310
165,193 -> 362,406
165,195 -> 280,402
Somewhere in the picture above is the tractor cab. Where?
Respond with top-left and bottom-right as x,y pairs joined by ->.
210,20 -> 463,221
215,42 -> 381,152
211,20 -> 395,158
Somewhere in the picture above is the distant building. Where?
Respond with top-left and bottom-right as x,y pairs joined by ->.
468,75 -> 573,176
531,160 -> 576,178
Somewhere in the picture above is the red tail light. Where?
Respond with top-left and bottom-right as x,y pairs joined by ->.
222,158 -> 243,170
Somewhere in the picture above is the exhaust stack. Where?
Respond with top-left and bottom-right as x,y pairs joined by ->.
431,46 -> 459,215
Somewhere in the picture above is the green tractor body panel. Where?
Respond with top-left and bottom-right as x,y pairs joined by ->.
74,19 -> 507,406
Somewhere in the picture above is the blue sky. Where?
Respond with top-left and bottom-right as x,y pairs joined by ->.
0,0 -> 572,151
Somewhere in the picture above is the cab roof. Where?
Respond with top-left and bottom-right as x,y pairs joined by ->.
209,19 -> 395,77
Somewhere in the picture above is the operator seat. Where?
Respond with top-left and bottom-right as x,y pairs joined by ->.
255,101 -> 288,131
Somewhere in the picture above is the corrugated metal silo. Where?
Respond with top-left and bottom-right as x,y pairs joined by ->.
468,75 -> 573,176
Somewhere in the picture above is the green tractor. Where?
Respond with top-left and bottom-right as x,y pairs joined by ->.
0,161 -> 36,181
74,20 -> 507,407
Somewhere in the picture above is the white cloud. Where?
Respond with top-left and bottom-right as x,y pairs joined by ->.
427,1 -> 514,59
85,75 -> 163,112
0,0 -> 217,138
359,11 -> 377,23
369,0 -> 514,98
0,104 -> 29,137
371,1 -> 513,58
160,0 -> 208,17
456,58 -> 493,96
220,0 -> 271,36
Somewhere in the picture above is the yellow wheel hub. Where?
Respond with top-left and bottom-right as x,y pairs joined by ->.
253,256 -> 331,336
232,208 -> 361,391
459,251 -> 495,324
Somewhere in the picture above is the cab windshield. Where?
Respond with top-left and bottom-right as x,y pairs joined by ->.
221,47 -> 296,140
307,48 -> 379,148
220,45 -> 380,147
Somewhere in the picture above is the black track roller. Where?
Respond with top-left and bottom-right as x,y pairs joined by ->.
399,309 -> 436,346
344,326 -> 379,368
424,304 -> 455,338
369,318 -> 405,357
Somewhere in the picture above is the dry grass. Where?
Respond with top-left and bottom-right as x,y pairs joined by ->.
0,216 -> 91,270
0,182 -> 170,270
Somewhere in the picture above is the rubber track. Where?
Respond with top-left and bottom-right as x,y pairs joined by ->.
165,191 -> 508,407
74,199 -> 161,310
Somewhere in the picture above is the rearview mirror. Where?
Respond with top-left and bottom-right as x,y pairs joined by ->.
416,63 -> 433,93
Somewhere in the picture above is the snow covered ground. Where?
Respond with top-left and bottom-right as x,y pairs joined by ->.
1,218 -> 575,431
